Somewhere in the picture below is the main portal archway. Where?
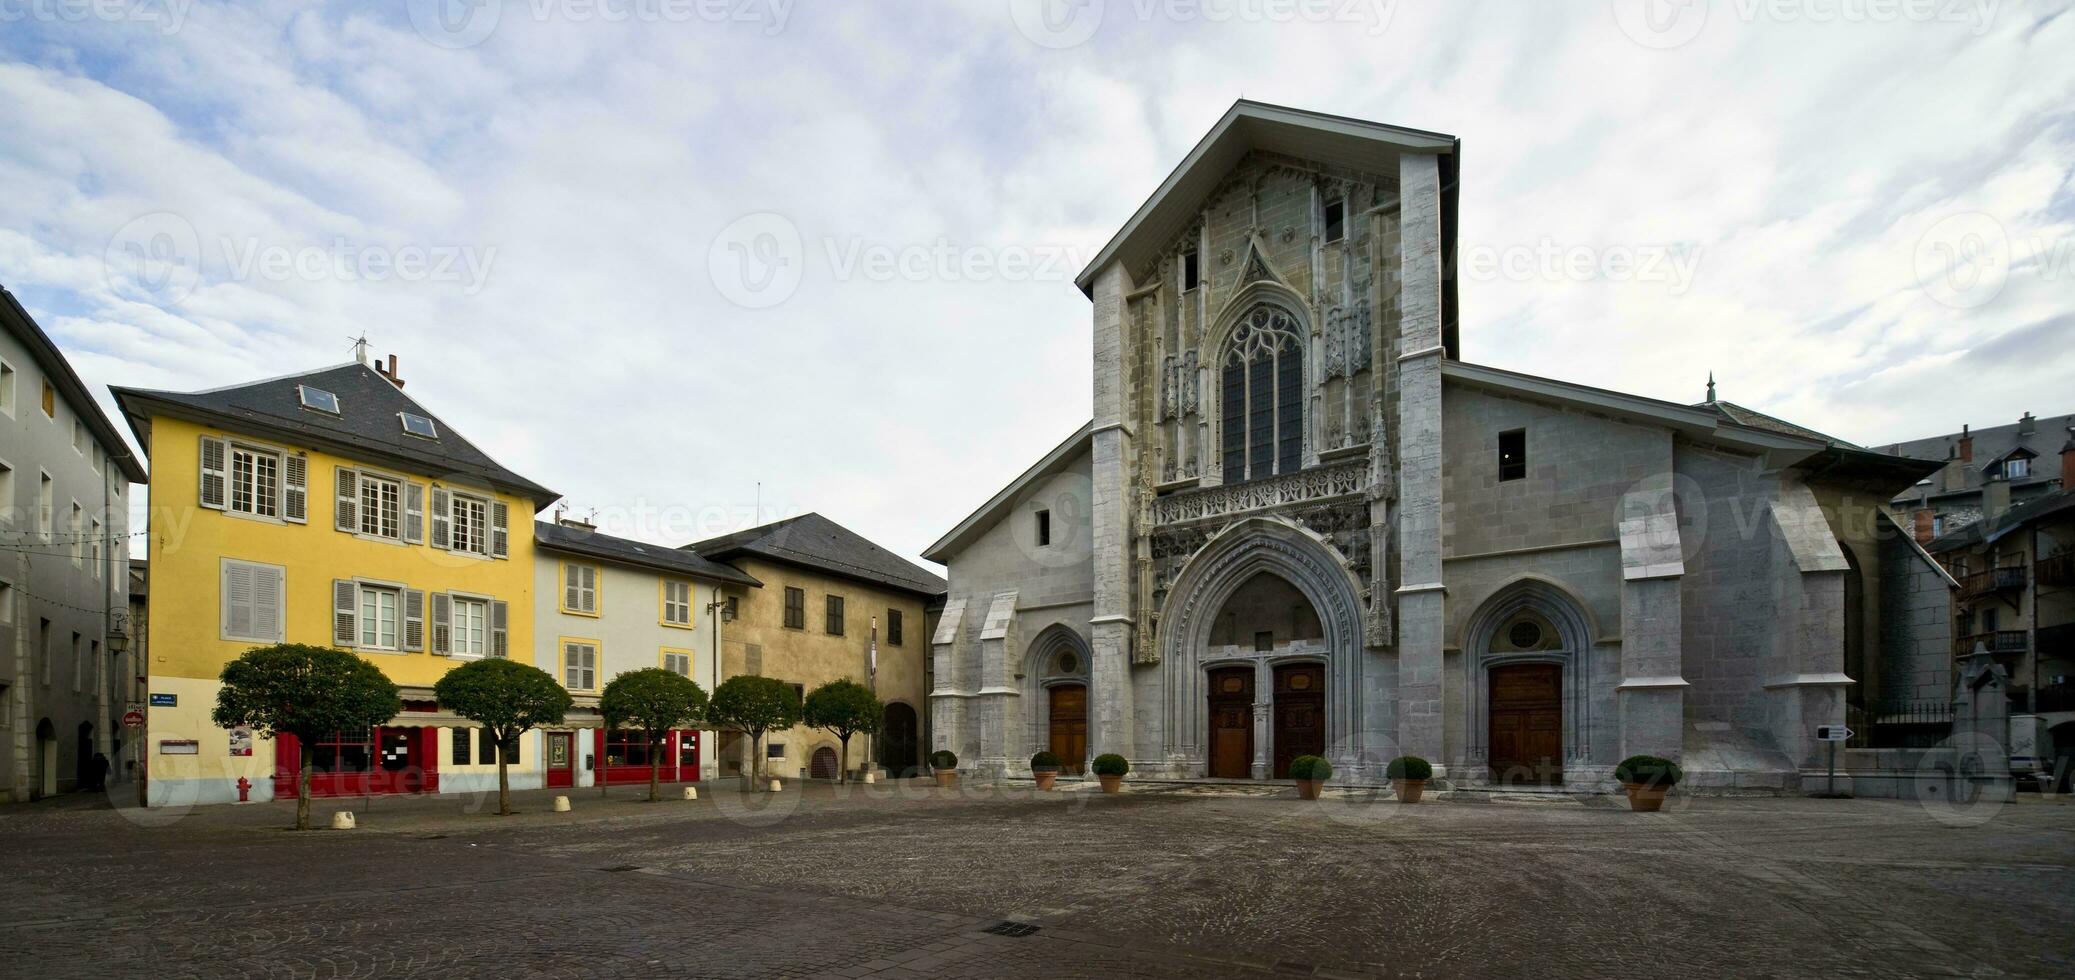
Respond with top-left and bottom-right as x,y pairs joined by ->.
1461,579 -> 1595,786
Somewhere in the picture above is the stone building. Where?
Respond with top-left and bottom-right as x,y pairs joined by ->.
925,102 -> 1954,792
1882,412 -> 2073,542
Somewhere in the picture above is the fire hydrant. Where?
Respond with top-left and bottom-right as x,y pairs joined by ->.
235,777 -> 252,803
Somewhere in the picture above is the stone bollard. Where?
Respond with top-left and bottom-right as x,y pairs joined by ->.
552,795 -> 571,812
682,787 -> 698,800
863,771 -> 877,784
769,779 -> 783,792
331,811 -> 356,830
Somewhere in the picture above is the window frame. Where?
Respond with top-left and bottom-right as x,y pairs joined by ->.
561,638 -> 599,691
1323,199 -> 1346,243
825,594 -> 845,636
887,609 -> 903,647
660,579 -> 693,628
1035,509 -> 1051,547
448,491 -> 491,556
358,582 -> 403,651
357,469 -> 405,541
661,648 -> 693,677
219,557 -> 286,644
450,594 -> 491,658
783,586 -> 805,630
1498,428 -> 1528,482
562,562 -> 600,616
1182,249 -> 1201,291
226,440 -> 286,520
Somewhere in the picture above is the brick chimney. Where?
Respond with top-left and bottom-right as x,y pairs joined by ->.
1983,471 -> 2011,521
374,353 -> 405,389
2062,430 -> 2075,489
1957,424 -> 1972,462
1912,507 -> 1935,544
2018,411 -> 2036,435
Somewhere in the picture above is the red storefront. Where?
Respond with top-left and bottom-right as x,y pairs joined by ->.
594,728 -> 700,785
273,727 -> 439,798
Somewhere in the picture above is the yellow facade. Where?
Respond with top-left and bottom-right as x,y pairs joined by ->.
716,557 -> 931,778
140,413 -> 539,805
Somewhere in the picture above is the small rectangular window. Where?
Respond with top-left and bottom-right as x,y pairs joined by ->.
298,385 -> 340,414
1498,429 -> 1527,482
826,595 -> 845,636
1035,509 -> 1051,547
358,584 -> 401,649
887,609 -> 903,646
783,587 -> 805,630
478,726 -> 498,764
451,728 -> 471,766
662,580 -> 692,626
1183,250 -> 1200,290
0,360 -> 14,416
663,651 -> 691,676
1254,631 -> 1274,653
564,642 -> 597,690
1324,200 -> 1346,243
41,381 -> 55,418
2006,457 -> 2030,479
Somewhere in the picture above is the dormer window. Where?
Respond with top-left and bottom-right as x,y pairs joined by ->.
298,385 -> 340,414
2005,456 -> 2030,479
399,413 -> 438,439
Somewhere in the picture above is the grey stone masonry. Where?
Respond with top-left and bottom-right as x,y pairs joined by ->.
1088,261 -> 1137,763
1617,482 -> 1688,762
975,592 -> 1019,772
1395,151 -> 1446,768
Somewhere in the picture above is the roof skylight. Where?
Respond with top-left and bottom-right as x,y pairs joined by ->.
298,385 -> 340,414
399,413 -> 438,439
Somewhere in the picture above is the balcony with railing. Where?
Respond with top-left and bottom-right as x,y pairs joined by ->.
1958,565 -> 2027,600
2038,552 -> 2075,587
1954,630 -> 2028,657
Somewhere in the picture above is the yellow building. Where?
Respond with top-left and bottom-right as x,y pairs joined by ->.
114,357 -> 558,806
688,514 -> 944,779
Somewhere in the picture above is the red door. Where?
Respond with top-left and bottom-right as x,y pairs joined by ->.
676,730 -> 700,783
596,729 -> 698,784
545,732 -> 575,788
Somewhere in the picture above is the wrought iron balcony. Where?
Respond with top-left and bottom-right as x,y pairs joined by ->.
2038,552 -> 2075,588
1954,630 -> 2027,657
1958,565 -> 2027,600
1147,458 -> 1367,528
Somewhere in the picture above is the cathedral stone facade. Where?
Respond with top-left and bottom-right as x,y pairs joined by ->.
924,102 -> 1951,791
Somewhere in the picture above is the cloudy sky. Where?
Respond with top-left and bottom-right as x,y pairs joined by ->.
3,0 -> 2071,567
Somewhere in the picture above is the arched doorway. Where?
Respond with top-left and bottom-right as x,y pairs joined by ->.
880,702 -> 919,777
1047,684 -> 1087,774
1023,625 -> 1091,774
1462,580 -> 1594,787
809,746 -> 839,780
34,718 -> 57,799
1488,663 -> 1561,785
1205,570 -> 1329,780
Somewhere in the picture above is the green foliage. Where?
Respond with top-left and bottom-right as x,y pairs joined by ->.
1288,755 -> 1332,781
212,643 -> 401,743
930,749 -> 958,770
1385,756 -> 1433,781
1092,753 -> 1129,777
1614,755 -> 1683,787
706,675 -> 802,740
801,679 -> 884,740
1029,750 -> 1063,771
434,658 -> 572,739
600,668 -> 710,734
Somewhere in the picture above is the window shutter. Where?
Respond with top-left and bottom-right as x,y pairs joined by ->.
430,487 -> 451,549
254,564 -> 283,641
431,592 -> 452,655
490,600 -> 508,659
198,436 -> 227,510
283,454 -> 308,523
334,468 -> 358,532
581,566 -> 597,613
490,501 -> 509,558
333,579 -> 357,646
222,562 -> 255,639
564,564 -> 582,611
404,483 -> 426,544
402,589 -> 426,652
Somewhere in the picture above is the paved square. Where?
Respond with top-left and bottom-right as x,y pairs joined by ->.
1,782 -> 2068,978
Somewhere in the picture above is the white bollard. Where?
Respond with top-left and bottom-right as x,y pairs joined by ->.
552,795 -> 571,812
863,771 -> 877,784
682,787 -> 698,800
330,811 -> 356,830
769,779 -> 782,792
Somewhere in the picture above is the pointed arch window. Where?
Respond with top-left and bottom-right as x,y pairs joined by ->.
1220,305 -> 1304,483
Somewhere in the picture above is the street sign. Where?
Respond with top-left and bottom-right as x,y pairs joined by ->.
1816,724 -> 1854,742
122,710 -> 145,728
149,693 -> 177,707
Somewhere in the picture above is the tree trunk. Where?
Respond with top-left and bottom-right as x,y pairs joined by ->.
496,729 -> 511,816
750,731 -> 763,790
297,742 -> 313,831
838,734 -> 850,784
648,729 -> 661,802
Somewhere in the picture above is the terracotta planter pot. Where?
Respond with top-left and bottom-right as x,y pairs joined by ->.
1295,779 -> 1325,801
1623,782 -> 1669,812
1098,774 -> 1123,793
934,771 -> 957,788
1033,770 -> 1059,791
1393,779 -> 1426,804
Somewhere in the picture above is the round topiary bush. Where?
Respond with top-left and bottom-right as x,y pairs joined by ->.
1030,750 -> 1063,771
1614,755 -> 1682,787
1092,753 -> 1129,777
1287,755 -> 1332,781
1385,755 -> 1433,781
930,750 -> 958,771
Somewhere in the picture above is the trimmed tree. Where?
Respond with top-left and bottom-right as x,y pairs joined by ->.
707,675 -> 802,788
433,658 -> 573,816
598,668 -> 708,802
802,679 -> 883,783
212,643 -> 401,831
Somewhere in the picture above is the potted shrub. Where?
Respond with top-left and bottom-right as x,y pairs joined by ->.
1386,755 -> 1433,803
1092,753 -> 1129,793
1614,755 -> 1682,812
930,750 -> 959,787
1030,750 -> 1063,791
1288,755 -> 1332,800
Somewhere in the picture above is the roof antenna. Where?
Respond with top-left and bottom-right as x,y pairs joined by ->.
349,333 -> 371,365
1705,371 -> 1716,404
755,481 -> 762,524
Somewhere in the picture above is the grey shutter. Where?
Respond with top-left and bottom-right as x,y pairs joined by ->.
254,564 -> 284,641
333,579 -> 357,646
564,564 -> 582,611
403,483 -> 425,544
490,600 -> 509,659
581,566 -> 597,613
431,592 -> 452,655
490,501 -> 509,558
430,487 -> 451,549
334,468 -> 358,532
402,589 -> 426,652
283,454 -> 308,523
198,436 -> 227,510
222,561 -> 255,639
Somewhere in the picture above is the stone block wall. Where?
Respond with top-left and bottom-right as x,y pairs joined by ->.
1878,529 -> 1955,705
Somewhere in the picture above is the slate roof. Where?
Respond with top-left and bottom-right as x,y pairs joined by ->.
688,513 -> 946,598
1696,399 -> 1855,446
112,361 -> 557,506
1927,487 -> 2075,554
1876,412 -> 2075,503
535,521 -> 761,587
1,286 -> 148,482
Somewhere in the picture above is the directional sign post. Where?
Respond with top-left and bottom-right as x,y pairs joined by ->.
1814,724 -> 1854,797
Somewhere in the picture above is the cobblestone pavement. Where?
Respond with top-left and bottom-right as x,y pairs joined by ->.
2,779 -> 2069,979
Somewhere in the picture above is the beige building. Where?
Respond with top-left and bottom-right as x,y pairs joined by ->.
689,513 -> 944,779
